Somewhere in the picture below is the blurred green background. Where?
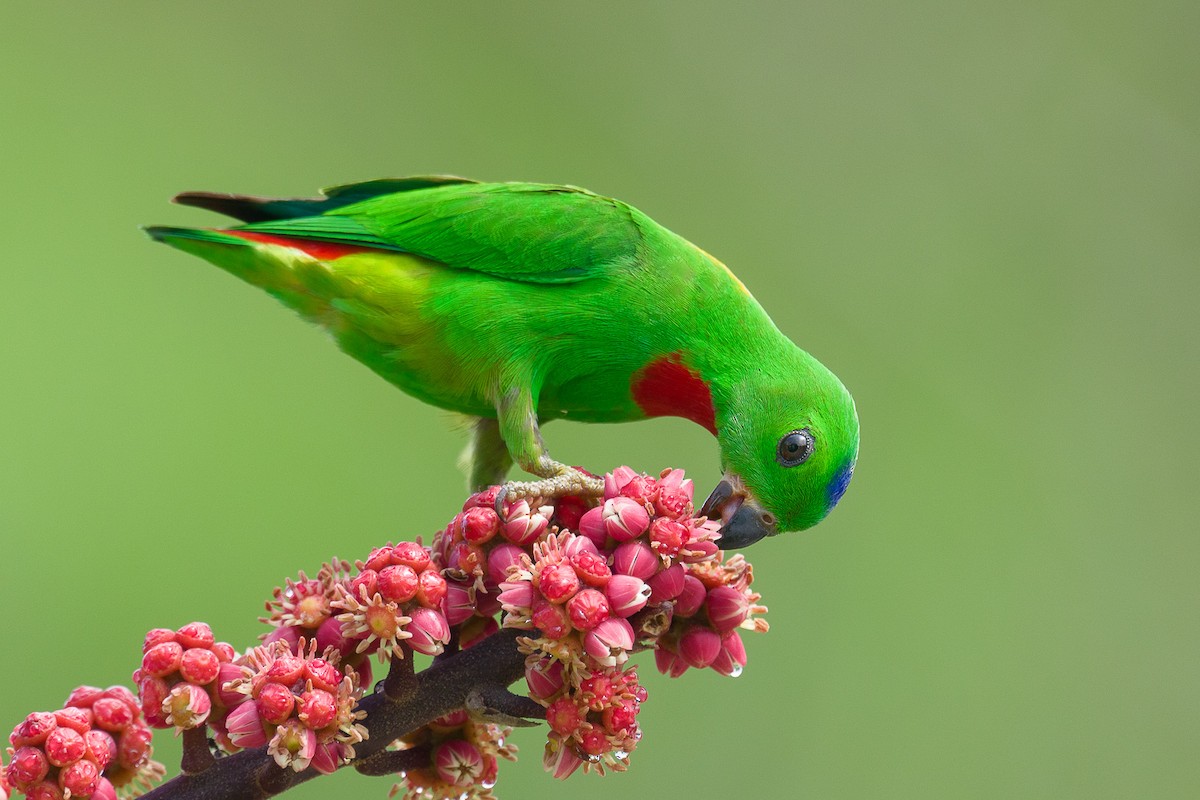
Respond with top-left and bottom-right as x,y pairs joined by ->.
2,2 -> 1196,798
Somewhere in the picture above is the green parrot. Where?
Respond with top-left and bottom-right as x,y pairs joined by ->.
146,176 -> 858,548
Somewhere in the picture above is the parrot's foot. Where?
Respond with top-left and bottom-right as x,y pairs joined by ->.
495,466 -> 604,513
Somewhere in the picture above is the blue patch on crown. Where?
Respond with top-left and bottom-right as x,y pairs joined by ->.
827,461 -> 855,510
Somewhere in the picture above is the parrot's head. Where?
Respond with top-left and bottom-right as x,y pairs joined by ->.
703,357 -> 858,548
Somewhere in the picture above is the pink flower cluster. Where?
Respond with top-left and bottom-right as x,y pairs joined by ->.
332,542 -> 452,661
1,465 -> 770,800
434,466 -> 766,777
132,623 -> 236,732
389,710 -> 516,800
215,641 -> 366,773
4,686 -> 162,800
652,553 -> 768,677
534,662 -> 647,779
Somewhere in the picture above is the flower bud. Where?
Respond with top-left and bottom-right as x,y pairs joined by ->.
142,629 -> 176,654
531,599 -> 571,640
705,585 -> 751,632
674,575 -> 708,618
654,646 -> 689,678
647,563 -> 685,602
710,631 -> 748,677
10,712 -> 56,748
566,588 -> 610,631
44,728 -> 86,767
458,507 -> 501,544
175,622 -> 215,650
583,618 -> 635,667
85,730 -> 116,771
603,466 -> 639,500
442,580 -> 477,627
525,658 -> 565,701
569,548 -> 611,587
577,506 -> 608,548
434,739 -> 484,787
502,501 -> 549,546
678,626 -> 722,668
407,608 -> 451,656
543,737 -> 584,780
90,698 -> 133,733
485,544 -> 523,585
603,497 -> 650,542
140,642 -> 183,679
57,759 -> 100,799
164,683 -> 212,730
606,574 -> 651,617
298,689 -> 336,730
378,564 -> 419,604
7,746 -> 50,788
180,647 -> 220,686
612,540 -> 658,580
536,562 -> 580,604
416,569 -> 448,609
310,741 -> 344,775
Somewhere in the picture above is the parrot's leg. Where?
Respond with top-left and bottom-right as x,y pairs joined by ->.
494,387 -> 604,505
464,417 -> 513,492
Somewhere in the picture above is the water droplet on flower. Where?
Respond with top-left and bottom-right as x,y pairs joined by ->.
729,664 -> 743,678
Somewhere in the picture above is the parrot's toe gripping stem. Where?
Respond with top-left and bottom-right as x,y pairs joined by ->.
493,466 -> 605,515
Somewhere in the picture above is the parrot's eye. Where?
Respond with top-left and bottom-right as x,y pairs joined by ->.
777,429 -> 814,467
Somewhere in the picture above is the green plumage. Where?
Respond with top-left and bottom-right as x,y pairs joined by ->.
147,177 -> 858,540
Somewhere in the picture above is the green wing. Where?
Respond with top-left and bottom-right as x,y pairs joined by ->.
232,180 -> 645,285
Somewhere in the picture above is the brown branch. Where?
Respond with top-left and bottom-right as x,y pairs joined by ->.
140,629 -> 529,800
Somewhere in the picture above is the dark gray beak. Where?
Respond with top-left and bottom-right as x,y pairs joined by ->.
700,476 -> 778,549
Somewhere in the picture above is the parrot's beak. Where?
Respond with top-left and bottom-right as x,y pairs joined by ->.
700,473 -> 777,549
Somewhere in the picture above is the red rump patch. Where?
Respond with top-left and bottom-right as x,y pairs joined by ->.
631,354 -> 717,435
224,230 -> 376,260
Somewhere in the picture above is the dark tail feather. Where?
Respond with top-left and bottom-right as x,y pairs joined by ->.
173,175 -> 479,223
172,192 -> 330,223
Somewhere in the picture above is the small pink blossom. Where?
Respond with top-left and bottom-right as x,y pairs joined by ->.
678,626 -> 722,668
602,497 -> 650,542
611,540 -> 658,581
605,575 -> 651,618
434,739 -> 485,787
583,618 -> 635,667
646,563 -> 685,602
674,575 -> 708,618
406,608 -> 452,656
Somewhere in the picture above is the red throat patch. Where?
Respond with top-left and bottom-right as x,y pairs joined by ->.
224,230 -> 376,261
631,354 -> 717,435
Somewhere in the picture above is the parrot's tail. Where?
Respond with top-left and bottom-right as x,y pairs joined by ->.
144,225 -> 329,321
144,225 -> 250,248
